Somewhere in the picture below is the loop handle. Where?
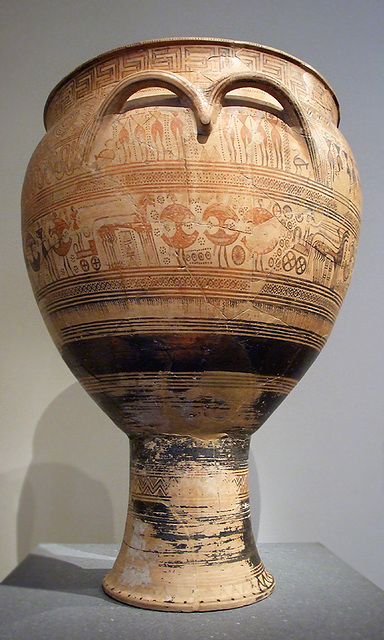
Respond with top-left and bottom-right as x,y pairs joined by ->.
93,69 -> 320,180
209,72 -> 320,180
210,72 -> 305,131
97,69 -> 211,135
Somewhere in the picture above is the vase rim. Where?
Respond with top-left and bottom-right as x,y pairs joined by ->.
44,37 -> 340,123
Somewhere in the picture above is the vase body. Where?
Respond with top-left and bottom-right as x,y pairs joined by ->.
22,38 -> 361,611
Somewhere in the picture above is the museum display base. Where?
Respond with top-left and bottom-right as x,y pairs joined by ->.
2,543 -> 384,640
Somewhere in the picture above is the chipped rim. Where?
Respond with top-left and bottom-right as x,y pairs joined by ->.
43,37 -> 340,126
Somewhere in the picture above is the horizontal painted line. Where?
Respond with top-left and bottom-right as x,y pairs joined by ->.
43,290 -> 337,327
79,371 -> 297,395
60,318 -> 326,351
36,266 -> 343,307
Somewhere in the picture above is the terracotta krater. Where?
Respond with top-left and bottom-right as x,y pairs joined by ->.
21,38 -> 361,612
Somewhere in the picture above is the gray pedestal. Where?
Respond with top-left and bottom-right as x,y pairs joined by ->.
1,543 -> 383,639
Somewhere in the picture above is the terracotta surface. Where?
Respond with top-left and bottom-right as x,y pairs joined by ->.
22,38 -> 361,611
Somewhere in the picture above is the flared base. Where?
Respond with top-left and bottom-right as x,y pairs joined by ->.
102,434 -> 274,612
102,561 -> 274,612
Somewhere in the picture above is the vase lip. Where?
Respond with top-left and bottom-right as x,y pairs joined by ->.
44,36 -> 340,123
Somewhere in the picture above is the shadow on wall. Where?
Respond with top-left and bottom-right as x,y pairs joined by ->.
17,381 -> 262,562
17,383 -> 128,563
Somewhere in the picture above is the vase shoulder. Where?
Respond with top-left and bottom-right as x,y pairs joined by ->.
43,38 -> 340,131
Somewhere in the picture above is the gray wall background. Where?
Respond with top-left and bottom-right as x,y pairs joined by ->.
1,0 -> 383,590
